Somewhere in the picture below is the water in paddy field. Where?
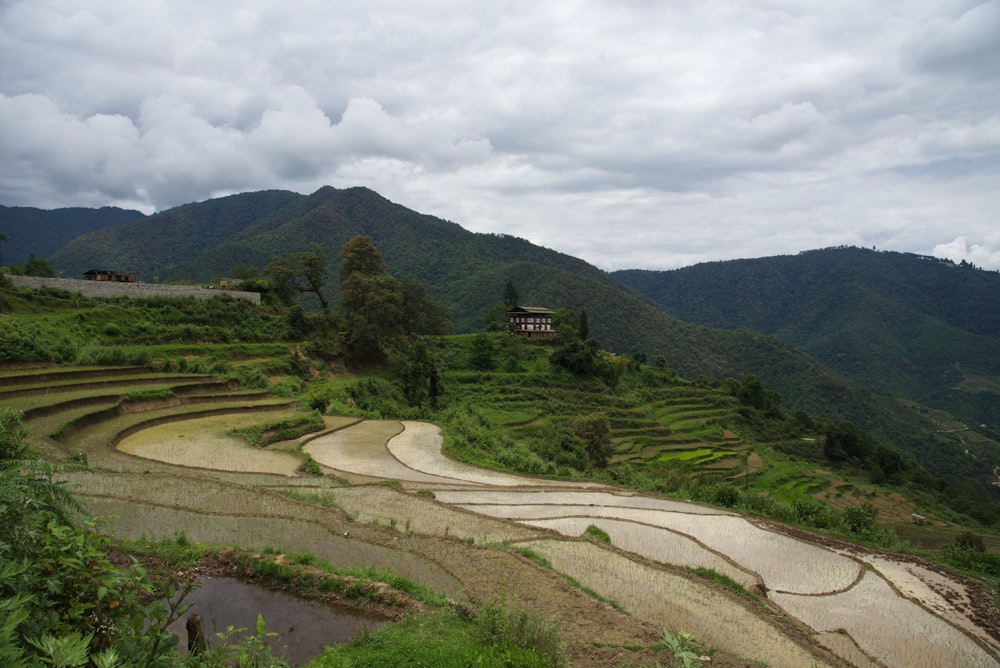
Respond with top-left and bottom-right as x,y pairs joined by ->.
168,576 -> 390,666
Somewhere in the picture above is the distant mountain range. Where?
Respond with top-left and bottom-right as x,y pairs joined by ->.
615,249 -> 1000,429
3,187 -> 999,495
0,205 -> 145,265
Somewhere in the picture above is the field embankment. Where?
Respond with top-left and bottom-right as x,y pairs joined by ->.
7,365 -> 999,667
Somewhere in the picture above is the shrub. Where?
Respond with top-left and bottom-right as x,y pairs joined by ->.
582,524 -> 612,545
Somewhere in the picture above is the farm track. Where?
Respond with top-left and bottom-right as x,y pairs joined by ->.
6,367 -> 1000,667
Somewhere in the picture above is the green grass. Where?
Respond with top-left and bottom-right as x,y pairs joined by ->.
306,597 -> 567,668
582,524 -> 612,545
230,413 -> 326,447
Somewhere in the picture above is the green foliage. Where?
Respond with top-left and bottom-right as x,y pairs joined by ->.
1,204 -> 144,268
23,190 -> 997,500
469,332 -> 498,371
473,600 -> 566,667
9,254 -> 57,277
616,247 -> 1000,497
394,339 -> 444,410
345,377 -> 415,419
1,287 -> 291,366
200,614 -> 290,668
503,280 -> 519,310
0,409 -> 191,667
0,322 -> 68,362
230,413 -> 325,447
312,607 -> 561,668
571,413 -> 614,471
582,524 -> 611,544
300,453 -> 323,476
121,389 -> 176,403
941,540 -> 1000,578
266,242 -> 331,310
658,628 -> 705,668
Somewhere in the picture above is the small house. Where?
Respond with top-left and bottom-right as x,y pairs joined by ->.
507,305 -> 555,339
84,269 -> 136,282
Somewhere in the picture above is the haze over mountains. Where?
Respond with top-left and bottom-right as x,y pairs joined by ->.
2,186 -> 999,496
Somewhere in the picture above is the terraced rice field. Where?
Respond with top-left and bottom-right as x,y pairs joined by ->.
6,367 -> 999,667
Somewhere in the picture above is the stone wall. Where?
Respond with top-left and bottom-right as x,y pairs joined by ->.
9,276 -> 261,305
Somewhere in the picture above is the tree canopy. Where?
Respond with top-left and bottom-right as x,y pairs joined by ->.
265,242 -> 330,310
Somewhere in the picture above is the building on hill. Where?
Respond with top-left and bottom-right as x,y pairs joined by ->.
508,305 -> 555,339
84,269 -> 136,282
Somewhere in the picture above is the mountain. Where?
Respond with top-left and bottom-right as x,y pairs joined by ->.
29,188 -> 1000,494
613,248 -> 1000,436
0,205 -> 145,267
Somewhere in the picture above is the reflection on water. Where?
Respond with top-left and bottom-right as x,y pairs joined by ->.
168,576 -> 389,666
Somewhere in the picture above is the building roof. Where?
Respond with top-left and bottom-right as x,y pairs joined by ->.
508,305 -> 554,315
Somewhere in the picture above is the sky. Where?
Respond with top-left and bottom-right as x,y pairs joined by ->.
1,1 -> 998,271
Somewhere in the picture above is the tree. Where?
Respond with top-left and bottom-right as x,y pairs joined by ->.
265,243 -> 330,310
340,236 -> 401,365
0,231 -> 6,266
578,308 -> 589,341
340,235 -> 386,282
824,420 -> 873,464
469,332 -> 497,371
398,339 -> 443,409
14,254 -> 57,277
339,236 -> 450,366
572,413 -> 614,472
400,279 -> 452,336
341,272 -> 403,364
503,280 -> 519,310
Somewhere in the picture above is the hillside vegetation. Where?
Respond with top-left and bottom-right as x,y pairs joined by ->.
615,247 -> 1000,431
0,204 -> 144,266
2,273 -> 1000,666
6,189 -> 995,500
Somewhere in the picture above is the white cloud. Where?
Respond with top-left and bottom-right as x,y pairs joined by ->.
933,235 -> 1000,270
1,0 -> 998,270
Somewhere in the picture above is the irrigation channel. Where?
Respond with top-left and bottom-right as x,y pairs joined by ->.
19,373 -> 996,668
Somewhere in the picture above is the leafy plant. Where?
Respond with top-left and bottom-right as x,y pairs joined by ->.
658,628 -> 705,667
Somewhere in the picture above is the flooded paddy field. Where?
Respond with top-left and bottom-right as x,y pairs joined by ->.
77,407 -> 1000,667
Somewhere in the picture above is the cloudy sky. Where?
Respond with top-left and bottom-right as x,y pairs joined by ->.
2,1 -> 998,270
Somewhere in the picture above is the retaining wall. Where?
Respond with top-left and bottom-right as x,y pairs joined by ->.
9,276 -> 261,305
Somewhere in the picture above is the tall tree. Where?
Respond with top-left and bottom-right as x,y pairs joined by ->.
0,231 -> 6,266
400,278 -> 452,336
340,236 -> 400,364
503,280 -> 519,309
340,235 -> 386,281
571,413 -> 614,473
265,243 -> 330,310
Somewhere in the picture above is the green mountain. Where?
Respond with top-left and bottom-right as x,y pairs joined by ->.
0,205 -> 145,268
29,188 -> 1000,495
613,248 -> 1000,435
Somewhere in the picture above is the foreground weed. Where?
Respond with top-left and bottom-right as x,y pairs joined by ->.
474,599 -> 567,667
658,628 -> 706,667
309,609 -> 560,667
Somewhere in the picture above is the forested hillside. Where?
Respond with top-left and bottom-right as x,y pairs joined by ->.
614,248 -> 1000,439
0,204 -> 144,266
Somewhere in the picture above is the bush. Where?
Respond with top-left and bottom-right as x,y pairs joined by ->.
0,409 -> 185,666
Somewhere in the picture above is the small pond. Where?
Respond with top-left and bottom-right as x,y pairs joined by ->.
168,576 -> 390,666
